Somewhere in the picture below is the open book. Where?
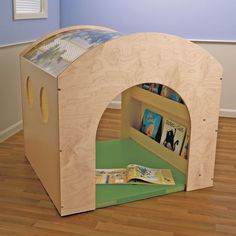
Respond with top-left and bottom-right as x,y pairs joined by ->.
96,164 -> 175,185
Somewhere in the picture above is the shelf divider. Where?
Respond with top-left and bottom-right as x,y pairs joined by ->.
129,126 -> 188,173
131,86 -> 189,124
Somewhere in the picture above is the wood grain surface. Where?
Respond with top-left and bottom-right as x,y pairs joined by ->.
21,27 -> 222,215
20,58 -> 61,213
58,32 -> 222,214
0,109 -> 235,235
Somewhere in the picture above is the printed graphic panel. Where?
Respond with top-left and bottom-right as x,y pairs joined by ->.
24,29 -> 122,77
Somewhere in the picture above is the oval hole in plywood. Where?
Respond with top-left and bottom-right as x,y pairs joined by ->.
26,76 -> 33,106
40,87 -> 49,123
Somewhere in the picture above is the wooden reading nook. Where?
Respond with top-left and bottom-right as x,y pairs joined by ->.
20,25 -> 222,216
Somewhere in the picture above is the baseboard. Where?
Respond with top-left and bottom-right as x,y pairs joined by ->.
220,109 -> 236,118
0,120 -> 23,143
108,100 -> 121,109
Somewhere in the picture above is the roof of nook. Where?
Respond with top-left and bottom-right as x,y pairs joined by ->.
22,25 -> 122,77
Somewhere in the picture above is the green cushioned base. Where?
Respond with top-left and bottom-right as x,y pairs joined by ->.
96,138 -> 186,208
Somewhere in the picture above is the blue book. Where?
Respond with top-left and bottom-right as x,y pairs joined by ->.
140,109 -> 162,139
142,83 -> 151,90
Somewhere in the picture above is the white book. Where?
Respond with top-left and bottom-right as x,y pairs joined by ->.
160,118 -> 186,155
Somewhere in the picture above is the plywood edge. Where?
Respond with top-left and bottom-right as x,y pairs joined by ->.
20,25 -> 116,57
129,127 -> 188,173
186,181 -> 213,191
121,89 -> 143,138
60,205 -> 96,217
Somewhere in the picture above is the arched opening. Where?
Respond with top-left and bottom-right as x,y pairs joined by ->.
95,83 -> 191,208
26,76 -> 33,106
40,87 -> 49,123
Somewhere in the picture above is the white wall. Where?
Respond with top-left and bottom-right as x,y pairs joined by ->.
195,41 -> 236,117
0,42 -> 31,142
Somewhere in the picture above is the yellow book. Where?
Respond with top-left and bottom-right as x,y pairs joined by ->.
96,164 -> 175,185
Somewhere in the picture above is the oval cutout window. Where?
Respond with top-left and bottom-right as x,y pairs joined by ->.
40,87 -> 49,123
26,76 -> 33,106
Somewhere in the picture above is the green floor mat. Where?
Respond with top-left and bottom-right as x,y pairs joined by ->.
96,138 -> 186,208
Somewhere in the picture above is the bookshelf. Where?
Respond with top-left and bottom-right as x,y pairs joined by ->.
95,85 -> 189,209
121,86 -> 190,174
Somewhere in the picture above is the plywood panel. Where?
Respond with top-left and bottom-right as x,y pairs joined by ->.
121,89 -> 143,137
20,58 -> 61,213
58,32 -> 222,215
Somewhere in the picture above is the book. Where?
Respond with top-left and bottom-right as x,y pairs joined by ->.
96,164 -> 175,185
181,133 -> 190,160
160,118 -> 186,155
140,83 -> 162,94
140,109 -> 162,139
149,83 -> 162,94
160,86 -> 182,102
142,83 -> 151,90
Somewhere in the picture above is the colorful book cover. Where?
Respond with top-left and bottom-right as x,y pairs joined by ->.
96,169 -> 127,184
181,133 -> 190,160
96,164 -> 175,185
160,86 -> 182,102
149,83 -> 162,94
140,109 -> 162,139
142,83 -> 151,90
160,119 -> 186,155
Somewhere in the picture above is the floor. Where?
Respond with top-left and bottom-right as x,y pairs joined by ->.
0,109 -> 236,236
